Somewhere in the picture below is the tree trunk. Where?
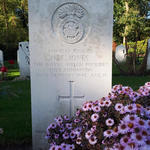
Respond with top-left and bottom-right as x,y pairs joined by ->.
138,40 -> 149,75
2,0 -> 8,30
123,1 -> 129,54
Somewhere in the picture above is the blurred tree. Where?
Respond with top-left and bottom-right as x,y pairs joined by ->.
114,0 -> 150,44
113,0 -> 150,75
0,0 -> 28,60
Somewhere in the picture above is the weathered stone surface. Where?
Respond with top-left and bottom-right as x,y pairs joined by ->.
0,50 -> 4,66
115,44 -> 126,63
28,0 -> 113,149
17,42 -> 30,77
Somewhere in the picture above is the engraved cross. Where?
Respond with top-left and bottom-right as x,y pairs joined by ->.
58,81 -> 84,117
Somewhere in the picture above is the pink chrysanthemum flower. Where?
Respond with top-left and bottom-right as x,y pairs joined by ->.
137,119 -> 146,128
105,100 -> 112,107
67,144 -> 75,150
120,136 -> 130,147
91,113 -> 99,122
141,129 -> 148,137
63,115 -> 70,121
123,114 -> 138,123
61,143 -> 67,149
131,133 -> 145,145
115,103 -> 124,112
66,123 -> 72,129
62,132 -> 69,139
99,100 -> 105,107
127,141 -> 137,150
85,130 -> 92,139
88,136 -> 97,145
113,143 -> 120,150
113,127 -> 119,136
91,125 -> 96,132
55,116 -> 63,125
106,118 -> 114,127
70,131 -> 76,139
126,122 -> 136,132
74,119 -> 80,123
76,137 -> 82,145
87,102 -> 93,110
92,105 -> 101,112
145,82 -> 150,87
124,104 -> 136,113
146,120 -> 150,129
103,129 -> 113,138
49,145 -> 57,150
54,134 -> 59,139
118,122 -> 128,134
49,123 -> 57,129
56,145 -> 63,150
82,103 -> 88,111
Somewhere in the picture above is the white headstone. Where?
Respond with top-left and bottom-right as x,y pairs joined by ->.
147,39 -> 150,70
115,44 -> 127,63
18,42 -> 30,77
0,50 -> 4,66
29,1 -> 113,149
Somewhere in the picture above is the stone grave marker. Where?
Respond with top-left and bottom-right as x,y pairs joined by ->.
0,50 -> 4,66
18,41 -> 30,77
28,0 -> 113,149
147,39 -> 150,70
115,44 -> 127,63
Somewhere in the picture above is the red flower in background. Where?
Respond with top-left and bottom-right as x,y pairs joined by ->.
0,66 -> 8,72
8,60 -> 15,64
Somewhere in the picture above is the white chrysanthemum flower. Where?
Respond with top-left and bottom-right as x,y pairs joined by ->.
87,102 -> 93,110
82,103 -> 88,111
88,136 -> 97,145
85,130 -> 92,139
91,113 -> 99,122
115,103 -> 124,112
92,105 -> 101,112
105,118 -> 114,126
103,129 -> 113,138
76,137 -> 82,145
105,100 -> 112,107
99,100 -> 105,107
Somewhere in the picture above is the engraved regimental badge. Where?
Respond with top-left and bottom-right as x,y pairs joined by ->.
51,2 -> 89,44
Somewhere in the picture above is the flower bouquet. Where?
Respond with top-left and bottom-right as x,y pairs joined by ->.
46,82 -> 150,150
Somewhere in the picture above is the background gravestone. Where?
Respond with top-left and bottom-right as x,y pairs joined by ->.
115,44 -> 127,63
0,50 -> 4,66
17,41 -> 30,77
147,39 -> 150,70
29,0 -> 113,150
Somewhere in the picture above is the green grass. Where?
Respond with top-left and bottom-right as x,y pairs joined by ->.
0,61 -> 149,146
0,80 -> 31,145
112,75 -> 150,90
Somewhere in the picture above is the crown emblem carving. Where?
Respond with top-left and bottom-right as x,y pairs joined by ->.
58,4 -> 84,19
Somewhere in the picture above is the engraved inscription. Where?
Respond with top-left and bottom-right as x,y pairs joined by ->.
32,49 -> 109,78
52,3 -> 89,44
